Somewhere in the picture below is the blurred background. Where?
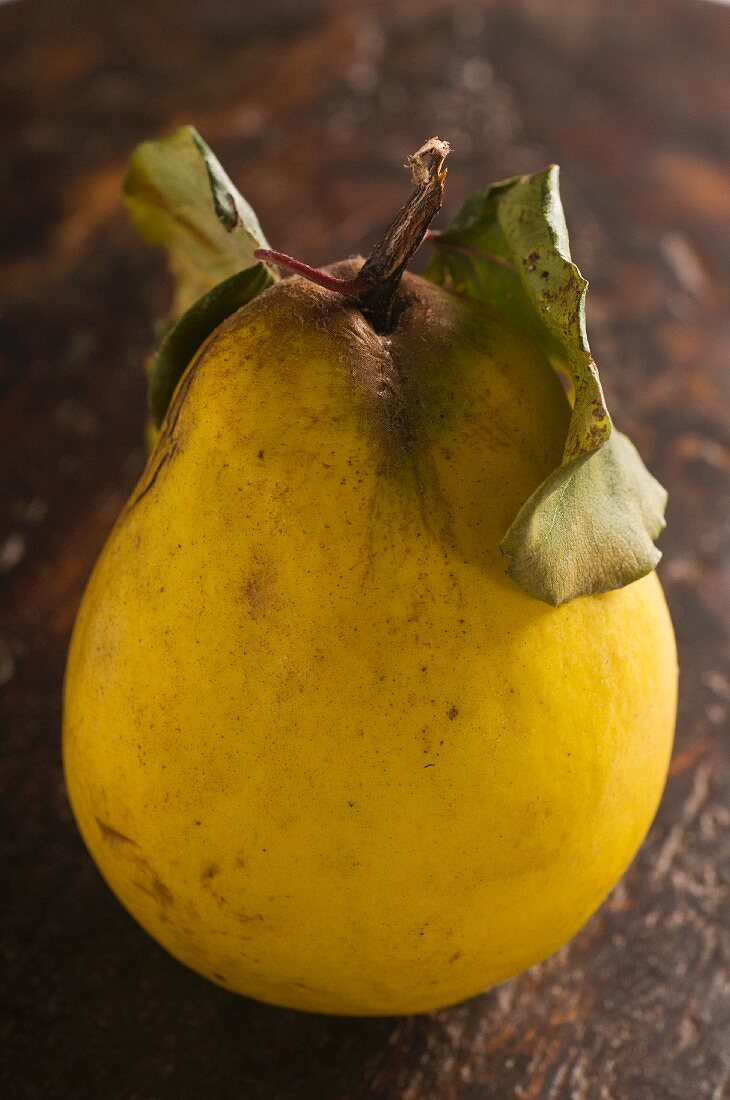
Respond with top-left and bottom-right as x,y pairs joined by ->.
1,1 -> 728,1098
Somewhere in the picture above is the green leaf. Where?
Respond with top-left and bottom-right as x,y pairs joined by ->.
426,165 -> 667,605
501,432 -> 667,606
148,263 -> 273,428
125,125 -> 274,315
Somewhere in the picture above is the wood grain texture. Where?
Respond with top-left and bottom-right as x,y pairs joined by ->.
1,1 -> 728,1097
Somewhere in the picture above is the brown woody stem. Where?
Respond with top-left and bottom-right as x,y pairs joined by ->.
254,137 -> 450,332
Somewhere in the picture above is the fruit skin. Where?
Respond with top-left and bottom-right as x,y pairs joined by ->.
63,267 -> 677,1016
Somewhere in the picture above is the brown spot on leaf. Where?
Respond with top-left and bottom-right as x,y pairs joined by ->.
447,705 -> 459,720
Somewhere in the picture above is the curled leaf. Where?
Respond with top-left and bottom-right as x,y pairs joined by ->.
426,165 -> 667,605
125,125 -> 274,316
501,432 -> 667,606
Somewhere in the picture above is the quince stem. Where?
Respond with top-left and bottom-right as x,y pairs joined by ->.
254,137 -> 450,332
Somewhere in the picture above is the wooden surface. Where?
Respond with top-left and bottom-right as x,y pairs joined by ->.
2,1 -> 729,1097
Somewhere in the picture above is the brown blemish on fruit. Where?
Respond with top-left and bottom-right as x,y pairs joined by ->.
201,863 -> 227,905
151,874 -> 174,907
125,439 -> 178,514
96,818 -> 139,848
201,863 -> 220,883
244,566 -> 276,619
99,822 -> 174,909
235,910 -> 265,925
293,981 -> 319,993
122,341 -> 202,516
132,873 -> 174,908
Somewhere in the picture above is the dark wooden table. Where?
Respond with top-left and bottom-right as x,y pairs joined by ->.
2,1 -> 728,1097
